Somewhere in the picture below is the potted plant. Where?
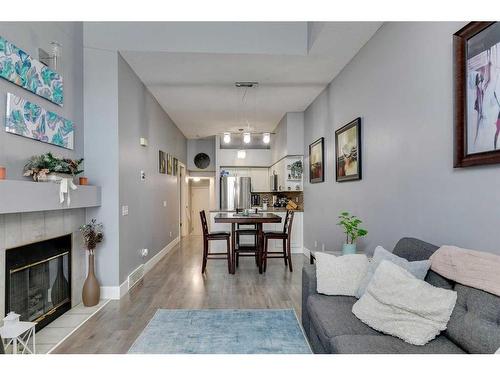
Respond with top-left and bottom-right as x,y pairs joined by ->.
23,152 -> 83,182
80,219 -> 103,307
337,211 -> 368,255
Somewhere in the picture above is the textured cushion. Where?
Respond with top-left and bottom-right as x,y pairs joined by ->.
353,261 -> 457,346
393,237 -> 439,261
356,246 -> 431,298
307,294 -> 381,352
446,284 -> 500,353
330,334 -> 465,354
316,253 -> 369,296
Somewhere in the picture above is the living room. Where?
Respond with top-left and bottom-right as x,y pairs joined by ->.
1,0 -> 499,374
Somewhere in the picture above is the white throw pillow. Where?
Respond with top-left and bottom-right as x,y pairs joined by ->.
315,252 -> 369,296
352,260 -> 457,346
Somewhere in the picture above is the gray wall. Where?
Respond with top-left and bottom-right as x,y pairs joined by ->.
303,22 -> 500,255
118,54 -> 187,283
0,22 -> 84,180
187,137 -> 215,172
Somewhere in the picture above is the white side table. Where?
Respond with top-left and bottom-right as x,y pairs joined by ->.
0,321 -> 36,354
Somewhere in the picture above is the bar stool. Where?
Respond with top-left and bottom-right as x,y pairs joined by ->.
262,210 -> 294,272
234,208 -> 259,267
200,210 -> 232,274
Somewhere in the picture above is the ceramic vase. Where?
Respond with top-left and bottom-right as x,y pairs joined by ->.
342,243 -> 357,255
82,252 -> 100,307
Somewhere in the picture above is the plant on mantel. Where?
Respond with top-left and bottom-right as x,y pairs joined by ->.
337,211 -> 368,255
23,152 -> 83,181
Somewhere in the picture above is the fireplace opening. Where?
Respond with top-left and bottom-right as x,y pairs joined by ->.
5,234 -> 72,331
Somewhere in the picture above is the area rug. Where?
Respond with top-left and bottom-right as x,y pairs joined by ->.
128,309 -> 311,354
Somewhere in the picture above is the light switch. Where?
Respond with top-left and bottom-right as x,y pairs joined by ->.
163,201 -> 167,207
122,205 -> 129,216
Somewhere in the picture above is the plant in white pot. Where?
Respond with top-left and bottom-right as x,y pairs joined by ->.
337,211 -> 368,255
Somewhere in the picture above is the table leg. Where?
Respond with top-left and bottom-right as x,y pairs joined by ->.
257,223 -> 263,274
231,223 -> 236,274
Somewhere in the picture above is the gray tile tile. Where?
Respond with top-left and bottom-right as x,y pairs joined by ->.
21,212 -> 45,245
36,327 -> 74,345
4,213 -> 22,248
44,210 -> 65,239
45,313 -> 89,328
0,214 -> 5,249
35,344 -> 53,354
67,300 -> 109,315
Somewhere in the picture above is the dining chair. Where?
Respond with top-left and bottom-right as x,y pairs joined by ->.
262,210 -> 294,272
234,208 -> 259,267
200,210 -> 232,274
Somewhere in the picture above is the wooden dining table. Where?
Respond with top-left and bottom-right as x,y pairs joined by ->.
214,212 -> 282,274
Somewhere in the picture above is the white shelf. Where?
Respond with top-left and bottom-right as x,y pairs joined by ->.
0,180 -> 101,214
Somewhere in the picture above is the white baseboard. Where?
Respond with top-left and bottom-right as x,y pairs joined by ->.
291,246 -> 304,254
144,236 -> 180,273
100,282 -> 126,300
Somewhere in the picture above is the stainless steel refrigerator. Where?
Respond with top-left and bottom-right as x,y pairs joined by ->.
220,176 -> 251,210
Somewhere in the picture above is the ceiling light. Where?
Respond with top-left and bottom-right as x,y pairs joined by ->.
237,150 -> 246,159
263,133 -> 270,144
243,132 -> 251,144
192,177 -> 201,182
223,132 -> 231,144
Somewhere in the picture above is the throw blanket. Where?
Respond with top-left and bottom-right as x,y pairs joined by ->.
352,261 -> 457,346
430,245 -> 500,297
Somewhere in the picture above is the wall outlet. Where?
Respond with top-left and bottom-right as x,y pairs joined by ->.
321,243 -> 325,251
140,170 -> 146,181
163,201 -> 167,207
314,240 -> 318,248
122,205 -> 129,216
169,231 -> 172,238
140,248 -> 148,257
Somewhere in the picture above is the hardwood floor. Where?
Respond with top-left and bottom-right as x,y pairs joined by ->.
53,235 -> 306,353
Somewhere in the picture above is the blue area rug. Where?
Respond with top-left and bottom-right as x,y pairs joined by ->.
128,309 -> 311,354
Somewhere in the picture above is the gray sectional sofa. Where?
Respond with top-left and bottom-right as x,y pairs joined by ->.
302,237 -> 500,354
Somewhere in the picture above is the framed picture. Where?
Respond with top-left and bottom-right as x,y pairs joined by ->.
167,154 -> 173,175
173,157 -> 179,176
335,117 -> 362,182
159,150 -> 166,174
309,137 -> 324,183
454,22 -> 500,167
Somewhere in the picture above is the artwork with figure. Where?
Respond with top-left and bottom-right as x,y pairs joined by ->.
159,150 -> 166,173
335,118 -> 361,182
466,22 -> 500,155
309,138 -> 324,183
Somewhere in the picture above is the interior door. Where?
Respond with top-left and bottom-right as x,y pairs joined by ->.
190,186 -> 210,235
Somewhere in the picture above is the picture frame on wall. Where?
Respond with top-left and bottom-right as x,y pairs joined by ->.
309,137 -> 325,183
167,154 -> 173,175
159,150 -> 166,174
335,117 -> 362,182
454,22 -> 500,167
173,157 -> 178,176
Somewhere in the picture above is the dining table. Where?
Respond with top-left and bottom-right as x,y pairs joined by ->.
214,212 -> 282,274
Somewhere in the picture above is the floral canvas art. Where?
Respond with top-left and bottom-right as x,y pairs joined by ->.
0,36 -> 63,106
5,93 -> 74,149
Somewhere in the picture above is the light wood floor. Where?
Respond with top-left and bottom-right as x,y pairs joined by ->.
53,235 -> 306,353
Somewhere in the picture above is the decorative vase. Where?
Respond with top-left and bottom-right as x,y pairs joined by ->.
82,252 -> 100,307
342,243 -> 357,255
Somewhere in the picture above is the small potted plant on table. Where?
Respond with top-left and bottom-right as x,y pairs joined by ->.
337,211 -> 368,255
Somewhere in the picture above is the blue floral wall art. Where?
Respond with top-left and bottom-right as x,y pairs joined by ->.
0,36 -> 63,106
5,93 -> 74,149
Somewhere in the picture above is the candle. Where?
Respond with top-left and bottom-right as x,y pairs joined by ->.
0,166 -> 6,180
79,177 -> 88,185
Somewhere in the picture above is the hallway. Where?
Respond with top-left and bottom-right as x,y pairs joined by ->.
53,236 -> 306,353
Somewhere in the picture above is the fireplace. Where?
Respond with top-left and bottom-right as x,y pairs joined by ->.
5,234 -> 72,331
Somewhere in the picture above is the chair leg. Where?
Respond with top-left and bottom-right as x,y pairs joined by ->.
226,237 -> 232,274
283,238 -> 288,266
287,238 -> 293,272
202,238 -> 208,273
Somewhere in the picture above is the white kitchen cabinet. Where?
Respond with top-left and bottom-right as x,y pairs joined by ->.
250,168 -> 269,192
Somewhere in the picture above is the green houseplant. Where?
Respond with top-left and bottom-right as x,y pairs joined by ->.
80,219 -> 103,307
337,211 -> 368,255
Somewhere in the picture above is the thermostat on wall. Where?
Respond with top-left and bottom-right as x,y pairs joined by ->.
140,137 -> 148,147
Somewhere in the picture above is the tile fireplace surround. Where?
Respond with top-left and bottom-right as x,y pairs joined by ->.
0,209 -> 87,320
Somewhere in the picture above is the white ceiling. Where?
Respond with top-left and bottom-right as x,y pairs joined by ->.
111,22 -> 383,139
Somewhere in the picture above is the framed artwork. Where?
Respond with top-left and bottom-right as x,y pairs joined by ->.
309,137 -> 324,183
159,150 -> 166,173
0,36 -> 63,106
454,22 -> 500,167
173,157 -> 178,176
5,92 -> 74,149
167,154 -> 173,175
335,117 -> 362,182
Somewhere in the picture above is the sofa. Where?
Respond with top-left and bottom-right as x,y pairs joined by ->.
302,237 -> 500,354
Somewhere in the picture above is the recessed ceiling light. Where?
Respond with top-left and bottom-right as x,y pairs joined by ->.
243,132 -> 251,144
263,133 -> 270,144
237,150 -> 246,159
223,132 -> 231,144
192,177 -> 201,182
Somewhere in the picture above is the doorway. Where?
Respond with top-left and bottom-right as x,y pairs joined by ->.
190,180 -> 210,235
179,163 -> 189,237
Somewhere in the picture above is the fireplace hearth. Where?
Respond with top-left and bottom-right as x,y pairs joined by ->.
5,234 -> 72,331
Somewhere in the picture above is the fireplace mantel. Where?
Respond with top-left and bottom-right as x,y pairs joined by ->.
0,180 -> 101,214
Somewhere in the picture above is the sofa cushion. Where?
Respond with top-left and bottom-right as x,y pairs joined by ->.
307,294 -> 381,351
330,334 -> 465,354
446,284 -> 500,353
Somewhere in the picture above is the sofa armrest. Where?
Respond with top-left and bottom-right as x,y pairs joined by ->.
302,264 -> 317,337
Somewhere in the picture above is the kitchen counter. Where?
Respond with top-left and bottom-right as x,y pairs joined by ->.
210,207 -> 303,213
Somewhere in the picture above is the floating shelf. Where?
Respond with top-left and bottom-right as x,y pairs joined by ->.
0,180 -> 101,214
